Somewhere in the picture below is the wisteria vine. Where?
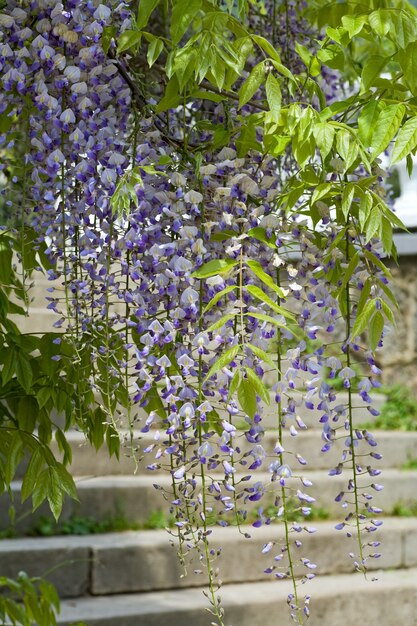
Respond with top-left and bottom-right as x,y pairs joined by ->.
1,0 -> 413,623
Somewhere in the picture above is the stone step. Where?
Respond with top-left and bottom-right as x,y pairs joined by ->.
0,519 -> 415,599
2,469 -> 415,532
56,568 -> 417,626
37,429 -> 417,478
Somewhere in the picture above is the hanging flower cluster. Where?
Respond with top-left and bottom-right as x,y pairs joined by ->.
0,0 -> 398,623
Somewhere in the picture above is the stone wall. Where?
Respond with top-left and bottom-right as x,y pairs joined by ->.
380,255 -> 417,392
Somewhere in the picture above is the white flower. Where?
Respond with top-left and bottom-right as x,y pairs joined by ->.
180,287 -> 199,306
108,153 -> 126,166
64,66 -> 81,83
0,14 -> 15,28
60,108 -> 76,124
93,4 -> 111,20
172,256 -> 192,272
53,53 -> 66,70
179,226 -> 198,239
179,403 -> 195,419
171,172 -> 186,187
11,8 -> 27,22
214,187 -> 231,200
71,81 -> 88,95
217,147 -> 236,160
184,190 -> 203,203
100,168 -> 116,186
191,239 -> 207,255
173,466 -> 185,480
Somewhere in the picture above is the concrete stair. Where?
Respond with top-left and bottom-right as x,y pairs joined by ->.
1,421 -> 417,625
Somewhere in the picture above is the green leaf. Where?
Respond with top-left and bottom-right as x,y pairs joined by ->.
313,122 -> 335,159
228,368 -> 242,399
364,250 -> 391,280
406,153 -> 414,177
39,579 -> 60,612
210,230 -> 236,242
236,119 -> 262,156
106,423 -> 121,459
246,342 -> 277,372
368,10 -> 391,37
295,42 -> 320,76
1,346 -> 16,386
391,10 -> 416,49
248,312 -> 300,338
341,183 -> 355,220
21,449 -> 44,503
192,258 -> 238,278
5,433 -> 23,484
205,345 -> 240,382
237,377 -> 257,419
341,14 -> 368,38
369,310 -> 384,352
398,42 -> 417,93
0,238 -> 12,285
350,299 -> 376,340
251,35 -> 282,63
171,0 -> 201,44
336,129 -> 351,162
137,0 -> 160,29
207,45 -> 226,89
391,116 -> 417,164
239,62 -> 265,108
358,191 -> 372,230
156,75 -> 182,113
361,55 -> 387,91
265,73 -> 281,120
246,285 -> 295,321
247,227 -> 276,248
205,313 -> 236,332
37,387 -> 51,410
365,206 -> 381,242
101,26 -> 117,54
147,37 -> 164,67
358,100 -> 383,147
55,428 -> 72,466
54,463 -> 78,500
46,467 -> 64,521
31,468 -> 49,511
117,29 -> 142,54
381,299 -> 396,327
246,260 -> 285,297
376,277 -> 399,310
244,367 -> 270,404
311,182 -> 332,205
203,285 -> 237,313
370,104 -> 405,159
15,352 -> 33,393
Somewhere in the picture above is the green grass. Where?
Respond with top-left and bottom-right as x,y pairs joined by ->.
367,385 -> 417,431
391,501 -> 417,517
401,457 -> 417,470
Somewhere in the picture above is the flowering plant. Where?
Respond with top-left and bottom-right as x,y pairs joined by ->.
1,0 -> 416,623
